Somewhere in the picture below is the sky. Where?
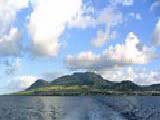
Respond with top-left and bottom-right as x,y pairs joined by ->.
0,0 -> 160,94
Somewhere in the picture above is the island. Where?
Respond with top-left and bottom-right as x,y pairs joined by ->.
13,72 -> 160,96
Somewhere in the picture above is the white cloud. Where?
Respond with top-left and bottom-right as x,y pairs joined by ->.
68,0 -> 123,48
100,67 -> 135,81
0,0 -> 29,57
91,30 -> 107,48
68,16 -> 96,29
135,70 -> 160,85
68,5 -> 96,29
66,51 -> 100,70
4,58 -> 22,75
100,67 -> 160,85
122,0 -> 134,6
150,0 -> 160,12
66,32 -> 155,70
98,7 -> 123,26
129,12 -> 142,20
108,0 -> 134,6
91,7 -> 123,47
6,76 -> 38,91
28,0 -> 82,57
104,32 -> 153,64
152,19 -> 160,45
0,28 -> 21,56
0,0 -> 29,34
135,13 -> 142,20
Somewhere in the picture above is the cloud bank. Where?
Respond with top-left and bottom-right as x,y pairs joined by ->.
66,32 -> 155,70
101,67 -> 160,85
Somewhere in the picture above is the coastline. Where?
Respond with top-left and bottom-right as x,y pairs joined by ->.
12,90 -> 160,96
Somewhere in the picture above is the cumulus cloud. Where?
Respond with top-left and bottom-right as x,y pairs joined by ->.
28,0 -> 82,57
0,28 -> 21,56
0,0 -> 29,34
100,67 -> 135,81
101,67 -> 160,85
104,32 -> 154,64
0,0 -> 135,58
0,0 -> 29,58
135,70 -> 160,85
152,19 -> 160,45
69,0 -> 134,48
66,51 -> 100,70
66,32 -> 155,70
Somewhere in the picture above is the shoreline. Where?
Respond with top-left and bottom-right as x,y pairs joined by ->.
12,90 -> 160,96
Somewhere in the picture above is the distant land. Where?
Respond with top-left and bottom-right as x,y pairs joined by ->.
13,72 -> 160,96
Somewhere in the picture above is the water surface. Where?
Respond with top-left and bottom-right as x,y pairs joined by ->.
0,96 -> 160,120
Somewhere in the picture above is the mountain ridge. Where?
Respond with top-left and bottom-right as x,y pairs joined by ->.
14,72 -> 160,96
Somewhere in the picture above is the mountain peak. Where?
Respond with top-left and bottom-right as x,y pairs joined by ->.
26,79 -> 49,90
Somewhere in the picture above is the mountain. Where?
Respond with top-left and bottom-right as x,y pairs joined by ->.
27,79 -> 49,90
51,72 -> 104,85
26,72 -> 113,90
111,80 -> 140,91
27,72 -> 141,91
150,84 -> 160,91
14,72 -> 160,96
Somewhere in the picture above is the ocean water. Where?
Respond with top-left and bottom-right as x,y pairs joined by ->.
0,96 -> 160,120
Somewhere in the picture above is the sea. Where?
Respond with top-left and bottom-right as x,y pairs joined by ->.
0,96 -> 160,120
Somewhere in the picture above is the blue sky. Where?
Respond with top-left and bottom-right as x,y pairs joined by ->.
0,0 -> 160,94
